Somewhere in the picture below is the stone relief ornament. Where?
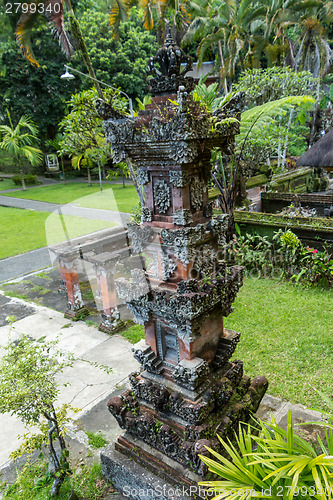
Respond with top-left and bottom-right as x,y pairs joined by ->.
170,141 -> 198,164
132,344 -> 164,374
190,177 -> 205,210
153,179 -> 171,214
172,359 -> 210,390
169,170 -> 190,188
161,253 -> 177,281
141,207 -> 153,223
136,168 -> 149,186
101,307 -> 120,330
192,245 -> 217,278
203,202 -> 213,218
128,224 -> 153,254
172,209 -> 193,226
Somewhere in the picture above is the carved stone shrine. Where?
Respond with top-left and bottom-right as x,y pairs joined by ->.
100,31 -> 268,495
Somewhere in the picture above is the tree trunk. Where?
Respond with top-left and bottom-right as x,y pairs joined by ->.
218,40 -> 228,95
282,108 -> 294,169
68,13 -> 104,101
97,158 -> 103,192
20,168 -> 26,191
126,158 -> 144,206
87,167 -> 92,187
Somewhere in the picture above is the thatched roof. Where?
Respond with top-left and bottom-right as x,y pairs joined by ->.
296,130 -> 333,167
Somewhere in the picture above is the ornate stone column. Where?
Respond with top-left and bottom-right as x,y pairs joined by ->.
99,31 -> 268,493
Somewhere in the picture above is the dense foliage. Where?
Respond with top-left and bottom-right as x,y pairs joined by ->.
226,228 -> 333,288
74,8 -> 158,100
0,25 -> 79,143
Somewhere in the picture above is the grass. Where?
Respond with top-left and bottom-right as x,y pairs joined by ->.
1,182 -> 139,213
224,277 -> 333,411
86,431 -> 108,449
0,179 -> 16,191
120,323 -> 145,344
0,460 -> 113,499
0,207 -> 116,259
118,278 -> 333,411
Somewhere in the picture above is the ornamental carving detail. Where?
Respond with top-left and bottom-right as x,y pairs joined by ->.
192,245 -> 217,279
141,207 -> 153,223
172,209 -> 193,226
203,203 -> 213,218
161,253 -> 177,281
137,169 -> 149,186
132,345 -> 164,374
128,224 -> 153,254
153,179 -> 171,214
170,141 -> 198,164
190,177 -> 205,210
172,359 -> 210,390
169,170 -> 190,188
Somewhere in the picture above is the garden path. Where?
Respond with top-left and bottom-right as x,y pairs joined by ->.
0,195 -> 130,282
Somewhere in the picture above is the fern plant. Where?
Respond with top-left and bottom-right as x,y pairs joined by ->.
199,411 -> 333,500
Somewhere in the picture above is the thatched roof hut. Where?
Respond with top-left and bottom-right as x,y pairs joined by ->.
296,130 -> 333,170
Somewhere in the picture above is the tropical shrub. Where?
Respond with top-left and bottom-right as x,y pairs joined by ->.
226,229 -> 333,288
199,411 -> 333,500
11,174 -> 38,185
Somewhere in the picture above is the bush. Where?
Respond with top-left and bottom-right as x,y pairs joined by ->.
11,174 -> 39,186
226,229 -> 333,288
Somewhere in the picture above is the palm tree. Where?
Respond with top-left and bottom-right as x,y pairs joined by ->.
0,112 -> 43,191
184,0 -> 261,93
109,0 -> 190,43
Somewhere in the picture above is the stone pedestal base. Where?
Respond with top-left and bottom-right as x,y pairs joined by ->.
99,319 -> 126,335
64,307 -> 89,321
101,437 -> 205,500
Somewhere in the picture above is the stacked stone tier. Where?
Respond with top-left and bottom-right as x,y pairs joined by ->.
107,361 -> 268,475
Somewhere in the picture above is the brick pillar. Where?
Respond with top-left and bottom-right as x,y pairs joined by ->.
58,266 -> 67,295
59,255 -> 88,320
94,260 -> 122,334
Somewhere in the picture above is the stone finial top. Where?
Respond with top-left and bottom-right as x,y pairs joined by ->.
148,27 -> 194,95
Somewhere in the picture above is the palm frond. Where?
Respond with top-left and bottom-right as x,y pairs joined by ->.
45,0 -> 74,60
16,9 -> 41,67
20,145 -> 44,166
109,0 -> 130,35
238,95 -> 315,143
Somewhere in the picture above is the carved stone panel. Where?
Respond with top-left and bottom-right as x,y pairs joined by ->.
169,170 -> 190,188
190,177 -> 205,210
137,168 -> 149,186
153,179 -> 171,214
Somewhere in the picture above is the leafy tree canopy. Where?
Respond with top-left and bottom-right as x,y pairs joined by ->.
73,8 -> 158,100
0,21 -> 81,143
233,67 -> 319,106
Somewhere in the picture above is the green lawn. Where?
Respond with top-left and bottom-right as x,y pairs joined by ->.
0,179 -> 16,191
224,277 -> 333,411
1,183 -> 139,213
122,277 -> 333,411
0,207 -> 116,259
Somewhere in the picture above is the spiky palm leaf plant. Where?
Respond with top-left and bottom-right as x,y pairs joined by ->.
199,412 -> 333,500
